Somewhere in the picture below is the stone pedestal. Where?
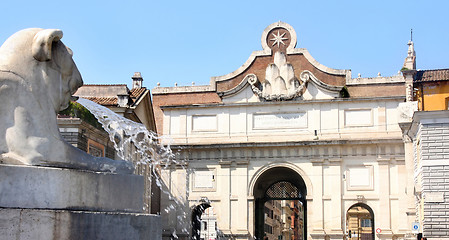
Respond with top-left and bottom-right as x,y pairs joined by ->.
0,208 -> 161,240
0,164 -> 161,239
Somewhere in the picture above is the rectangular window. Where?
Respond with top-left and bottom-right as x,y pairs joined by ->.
87,139 -> 105,157
361,219 -> 371,227
264,224 -> 273,234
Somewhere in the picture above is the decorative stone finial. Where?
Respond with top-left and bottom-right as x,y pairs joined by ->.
403,40 -> 416,70
378,72 -> 381,77
157,82 -> 160,87
358,73 -> 361,78
174,82 -> 178,87
192,82 -> 195,86
403,37 -> 416,102
261,21 -> 297,53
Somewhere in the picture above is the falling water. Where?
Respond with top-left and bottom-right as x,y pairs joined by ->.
76,98 -> 191,238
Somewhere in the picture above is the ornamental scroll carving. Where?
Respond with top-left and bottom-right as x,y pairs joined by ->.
247,51 -> 315,101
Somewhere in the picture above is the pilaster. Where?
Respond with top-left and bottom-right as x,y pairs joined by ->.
404,140 -> 417,226
230,161 -> 249,233
247,196 -> 255,238
377,157 -> 393,234
329,158 -> 343,232
311,159 -> 324,233
218,161 -> 232,232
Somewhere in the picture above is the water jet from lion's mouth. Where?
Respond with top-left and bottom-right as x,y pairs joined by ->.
76,97 -> 191,238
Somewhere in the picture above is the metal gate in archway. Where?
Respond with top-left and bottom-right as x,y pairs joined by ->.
256,181 -> 306,240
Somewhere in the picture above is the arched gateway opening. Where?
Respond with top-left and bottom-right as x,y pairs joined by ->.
346,203 -> 374,240
254,167 -> 307,240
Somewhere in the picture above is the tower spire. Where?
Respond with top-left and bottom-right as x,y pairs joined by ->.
403,28 -> 417,102
403,29 -> 416,71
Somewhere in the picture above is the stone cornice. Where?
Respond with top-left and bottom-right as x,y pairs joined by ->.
160,96 -> 405,109
170,139 -> 404,149
407,110 -> 449,139
152,85 -> 215,94
346,74 -> 405,85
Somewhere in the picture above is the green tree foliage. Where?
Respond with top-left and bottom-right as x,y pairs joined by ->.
340,86 -> 350,98
58,101 -> 103,130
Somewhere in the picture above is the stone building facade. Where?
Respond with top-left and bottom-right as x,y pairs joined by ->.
153,22 -> 415,240
407,112 -> 449,239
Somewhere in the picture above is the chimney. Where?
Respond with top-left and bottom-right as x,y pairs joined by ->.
132,72 -> 143,89
117,94 -> 129,107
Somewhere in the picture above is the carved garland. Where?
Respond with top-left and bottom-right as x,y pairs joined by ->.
247,70 -> 318,101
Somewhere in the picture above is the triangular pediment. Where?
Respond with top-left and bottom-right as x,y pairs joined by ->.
214,21 -> 350,102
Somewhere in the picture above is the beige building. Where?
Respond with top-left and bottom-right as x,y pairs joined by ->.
153,22 -> 415,240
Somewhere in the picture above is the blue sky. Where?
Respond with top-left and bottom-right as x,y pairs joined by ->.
1,1 -> 448,89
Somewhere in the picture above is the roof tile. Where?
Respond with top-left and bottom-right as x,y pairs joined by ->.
130,88 -> 146,99
85,97 -> 117,106
415,69 -> 449,82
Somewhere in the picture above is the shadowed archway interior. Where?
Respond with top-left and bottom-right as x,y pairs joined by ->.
254,167 -> 307,240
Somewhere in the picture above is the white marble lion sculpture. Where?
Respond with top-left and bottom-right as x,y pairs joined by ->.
0,28 -> 133,174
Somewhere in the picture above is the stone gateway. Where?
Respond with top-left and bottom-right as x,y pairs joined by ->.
153,22 -> 415,240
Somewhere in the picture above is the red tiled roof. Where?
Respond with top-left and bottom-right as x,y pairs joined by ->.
85,97 -> 117,106
78,87 -> 147,107
415,69 -> 449,82
130,88 -> 146,99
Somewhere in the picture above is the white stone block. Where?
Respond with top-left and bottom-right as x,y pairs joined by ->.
0,164 -> 144,212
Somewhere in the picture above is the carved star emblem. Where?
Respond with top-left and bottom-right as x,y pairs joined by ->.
270,31 -> 288,47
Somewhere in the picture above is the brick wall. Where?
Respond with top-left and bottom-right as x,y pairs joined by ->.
347,83 -> 405,98
78,131 -> 88,153
60,132 -> 79,147
417,122 -> 449,238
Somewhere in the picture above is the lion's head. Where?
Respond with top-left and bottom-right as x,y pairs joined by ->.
0,28 -> 83,112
